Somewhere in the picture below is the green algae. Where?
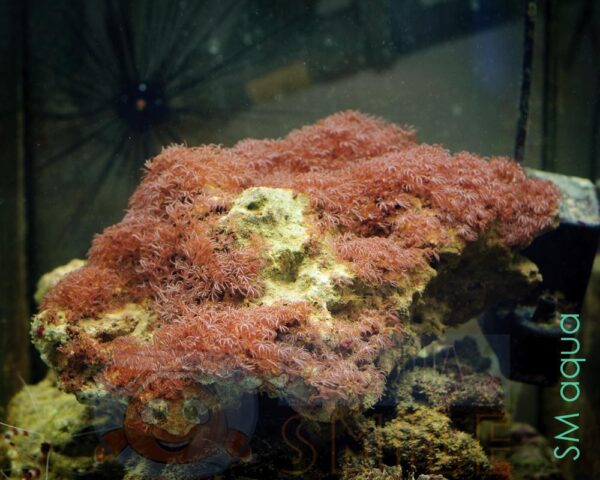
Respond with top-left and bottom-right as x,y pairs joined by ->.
0,373 -> 118,479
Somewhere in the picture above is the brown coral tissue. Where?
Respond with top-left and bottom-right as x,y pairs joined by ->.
37,111 -> 560,415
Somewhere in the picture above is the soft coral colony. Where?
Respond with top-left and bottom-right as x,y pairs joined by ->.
33,111 -> 560,418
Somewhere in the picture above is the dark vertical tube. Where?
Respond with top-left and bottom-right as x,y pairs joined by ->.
514,0 -> 538,164
0,0 -> 31,410
541,0 -> 558,173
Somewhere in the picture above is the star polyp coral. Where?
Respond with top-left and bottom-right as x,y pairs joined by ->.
33,111 -> 560,420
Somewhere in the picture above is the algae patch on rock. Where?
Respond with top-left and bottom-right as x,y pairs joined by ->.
0,373 -> 120,480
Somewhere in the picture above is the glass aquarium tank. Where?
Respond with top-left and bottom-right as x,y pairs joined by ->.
1,1 -> 599,479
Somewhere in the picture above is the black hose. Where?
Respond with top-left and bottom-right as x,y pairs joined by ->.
514,0 -> 538,164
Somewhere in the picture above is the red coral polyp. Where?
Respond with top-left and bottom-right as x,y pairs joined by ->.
37,111 -> 560,413
41,265 -> 128,320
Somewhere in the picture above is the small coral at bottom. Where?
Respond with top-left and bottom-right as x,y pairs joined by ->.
340,406 -> 489,479
0,373 -> 120,480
